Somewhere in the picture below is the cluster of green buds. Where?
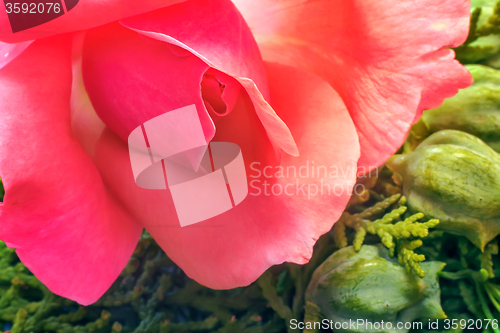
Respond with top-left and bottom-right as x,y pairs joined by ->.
333,194 -> 438,277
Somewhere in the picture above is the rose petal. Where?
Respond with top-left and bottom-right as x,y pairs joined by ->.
120,0 -> 299,156
409,48 -> 472,123
0,0 -> 185,43
0,36 -> 142,305
0,40 -> 31,70
201,68 -> 241,118
88,62 -> 359,288
231,0 -> 472,173
70,32 -> 106,157
82,23 -> 216,146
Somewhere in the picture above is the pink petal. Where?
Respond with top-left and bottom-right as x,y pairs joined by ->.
0,36 -> 142,305
88,63 -> 359,289
232,0 -> 473,173
120,0 -> 299,157
0,41 -> 31,70
82,23 -> 216,145
409,49 -> 472,123
201,68 -> 241,119
0,0 -> 185,43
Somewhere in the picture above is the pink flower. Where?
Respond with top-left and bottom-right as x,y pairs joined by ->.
0,0 -> 472,304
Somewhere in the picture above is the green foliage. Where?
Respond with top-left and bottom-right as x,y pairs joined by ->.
333,194 -> 439,277
0,240 -> 113,333
0,234 -> 286,333
480,242 -> 499,279
437,249 -> 500,333
454,0 -> 500,64
257,272 -> 293,331
302,302 -> 322,333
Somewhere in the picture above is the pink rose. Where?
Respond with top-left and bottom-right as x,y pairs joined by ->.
0,0 -> 472,304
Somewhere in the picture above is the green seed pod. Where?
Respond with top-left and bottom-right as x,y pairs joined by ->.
387,130 -> 500,250
416,65 -> 500,152
305,245 -> 445,333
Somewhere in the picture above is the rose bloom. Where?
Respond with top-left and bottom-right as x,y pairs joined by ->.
0,0 -> 471,304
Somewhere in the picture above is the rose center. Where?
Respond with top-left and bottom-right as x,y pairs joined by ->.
201,68 -> 241,119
